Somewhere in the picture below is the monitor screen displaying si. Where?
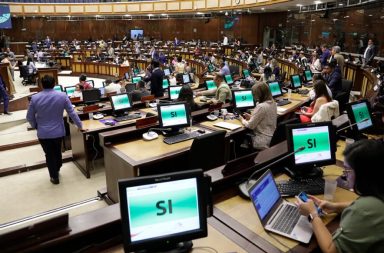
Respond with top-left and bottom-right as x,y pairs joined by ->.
132,76 -> 142,84
162,79 -> 170,89
224,75 -> 234,85
118,169 -> 207,252
169,86 -> 182,100
157,102 -> 190,129
0,5 -> 12,29
232,89 -> 255,110
304,70 -> 313,82
242,69 -> 250,78
290,74 -> 302,89
346,99 -> 373,132
163,68 -> 171,76
268,81 -> 282,97
286,121 -> 336,174
183,74 -> 191,84
82,89 -> 101,104
54,85 -> 63,92
205,80 -> 216,90
110,93 -> 132,113
65,86 -> 76,97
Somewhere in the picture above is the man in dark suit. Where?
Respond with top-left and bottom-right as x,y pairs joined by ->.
145,60 -> 164,97
322,62 -> 342,97
363,39 -> 377,67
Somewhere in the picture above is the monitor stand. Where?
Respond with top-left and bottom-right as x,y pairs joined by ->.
136,241 -> 193,253
284,166 -> 323,180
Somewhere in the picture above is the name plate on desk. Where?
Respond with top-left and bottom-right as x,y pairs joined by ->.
213,122 -> 241,131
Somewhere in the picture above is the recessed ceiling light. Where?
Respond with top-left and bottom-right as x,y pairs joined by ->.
296,4 -> 303,7
311,19 -> 315,22
314,1 -> 322,4
124,14 -> 131,17
339,3 -> 343,6
288,9 -> 291,12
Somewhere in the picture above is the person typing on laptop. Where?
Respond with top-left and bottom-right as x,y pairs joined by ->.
296,139 -> 384,253
195,73 -> 232,104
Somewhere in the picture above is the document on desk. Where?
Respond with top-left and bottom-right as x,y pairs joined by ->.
213,122 -> 242,131
277,107 -> 287,113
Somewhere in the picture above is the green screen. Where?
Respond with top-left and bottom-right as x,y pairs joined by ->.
169,86 -> 182,100
269,82 -> 281,97
132,77 -> 141,84
112,94 -> 131,110
66,87 -> 75,96
305,71 -> 312,81
351,102 -> 372,130
54,85 -> 62,92
243,69 -> 250,78
206,80 -> 216,90
225,75 -> 233,84
160,104 -> 188,127
163,79 -> 169,89
292,75 -> 301,88
234,90 -> 254,108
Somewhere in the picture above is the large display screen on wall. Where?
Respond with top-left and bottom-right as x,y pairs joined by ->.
130,29 -> 144,40
0,5 -> 11,29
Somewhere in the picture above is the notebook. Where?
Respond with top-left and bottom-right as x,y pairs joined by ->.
248,170 -> 313,243
213,122 -> 242,131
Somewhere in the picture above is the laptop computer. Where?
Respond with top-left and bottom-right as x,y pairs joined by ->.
248,170 -> 313,243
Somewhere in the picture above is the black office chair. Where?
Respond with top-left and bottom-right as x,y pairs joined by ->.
188,130 -> 227,171
229,65 -> 240,76
269,117 -> 300,146
19,65 -> 34,86
334,79 -> 353,113
125,83 -> 136,93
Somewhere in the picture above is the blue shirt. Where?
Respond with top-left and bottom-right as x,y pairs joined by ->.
27,89 -> 82,139
219,65 -> 231,76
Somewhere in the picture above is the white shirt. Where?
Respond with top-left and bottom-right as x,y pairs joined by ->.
223,36 -> 228,46
364,45 -> 372,59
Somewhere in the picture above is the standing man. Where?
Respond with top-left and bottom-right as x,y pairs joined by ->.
222,35 -> 229,46
320,44 -> 330,66
330,46 -> 345,75
145,60 -> 164,97
363,39 -> 377,67
0,74 -> 11,115
27,75 -> 83,184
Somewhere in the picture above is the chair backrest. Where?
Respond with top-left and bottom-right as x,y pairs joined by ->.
105,91 -> 117,97
125,83 -> 136,93
270,117 -> 300,146
229,65 -> 240,76
20,65 -> 29,77
87,80 -> 95,87
189,130 -> 227,171
279,71 -> 287,83
311,100 -> 340,123
140,95 -> 155,103
341,79 -> 353,93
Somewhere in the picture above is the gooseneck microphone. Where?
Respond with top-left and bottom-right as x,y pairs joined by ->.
336,118 -> 369,134
238,146 -> 306,198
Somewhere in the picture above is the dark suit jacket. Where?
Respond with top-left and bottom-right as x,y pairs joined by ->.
364,46 -> 377,64
148,68 -> 164,97
324,70 -> 342,96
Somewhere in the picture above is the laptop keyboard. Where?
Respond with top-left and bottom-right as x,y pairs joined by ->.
163,131 -> 200,145
276,177 -> 325,197
271,205 -> 301,234
115,114 -> 141,122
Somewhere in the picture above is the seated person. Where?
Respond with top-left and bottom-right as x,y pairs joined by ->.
195,73 -> 232,104
240,82 -> 277,150
309,73 -> 333,100
177,85 -> 198,111
218,62 -> 231,76
77,74 -> 93,90
299,80 -> 333,123
174,56 -> 185,74
297,139 -> 384,253
130,80 -> 150,102
270,59 -> 280,81
322,61 -> 342,97
72,84 -> 83,100
104,79 -> 122,95
310,51 -> 323,73
26,56 -> 37,75
260,66 -> 275,83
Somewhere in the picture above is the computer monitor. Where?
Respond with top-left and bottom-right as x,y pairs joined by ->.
346,99 -> 373,133
82,89 -> 101,104
205,80 -> 216,90
110,93 -> 132,116
157,102 -> 191,131
163,68 -> 171,76
93,81 -> 105,89
303,70 -> 313,82
232,89 -> 255,110
290,74 -> 302,89
162,79 -> 170,89
242,69 -> 250,78
53,85 -> 63,92
285,121 -> 337,178
207,64 -> 215,73
224,74 -> 234,85
118,169 -> 208,253
168,85 -> 182,100
132,76 -> 142,84
133,68 -> 140,75
268,81 -> 283,98
65,86 -> 76,97
182,74 -> 191,84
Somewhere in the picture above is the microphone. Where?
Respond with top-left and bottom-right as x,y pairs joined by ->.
336,118 -> 369,134
142,127 -> 172,141
238,146 -> 305,198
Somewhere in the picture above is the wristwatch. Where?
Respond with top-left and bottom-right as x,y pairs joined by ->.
308,212 -> 319,223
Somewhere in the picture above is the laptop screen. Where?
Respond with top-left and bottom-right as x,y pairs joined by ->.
249,171 -> 280,220
268,81 -> 282,97
224,75 -> 234,85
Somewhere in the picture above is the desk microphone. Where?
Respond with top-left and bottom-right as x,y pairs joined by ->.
336,118 -> 369,134
238,146 -> 305,198
142,128 -> 172,141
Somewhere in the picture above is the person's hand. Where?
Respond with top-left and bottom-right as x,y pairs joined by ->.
243,112 -> 251,121
78,127 -> 87,132
308,195 -> 338,214
295,197 -> 318,217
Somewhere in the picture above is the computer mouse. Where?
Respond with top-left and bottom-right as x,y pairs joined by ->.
197,129 -> 206,134
105,120 -> 115,126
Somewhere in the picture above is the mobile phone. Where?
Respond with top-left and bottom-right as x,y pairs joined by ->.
297,191 -> 323,215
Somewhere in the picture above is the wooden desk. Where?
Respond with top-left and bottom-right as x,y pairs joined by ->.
37,68 -> 59,89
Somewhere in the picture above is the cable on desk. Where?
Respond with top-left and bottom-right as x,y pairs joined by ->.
192,246 -> 219,253
89,135 -> 99,171
267,232 -> 294,253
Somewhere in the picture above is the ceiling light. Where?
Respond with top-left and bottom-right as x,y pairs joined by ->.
296,4 -> 303,7
311,19 -> 315,22
125,14 -> 131,17
314,1 -> 322,4
225,11 -> 228,16
339,3 -> 344,6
